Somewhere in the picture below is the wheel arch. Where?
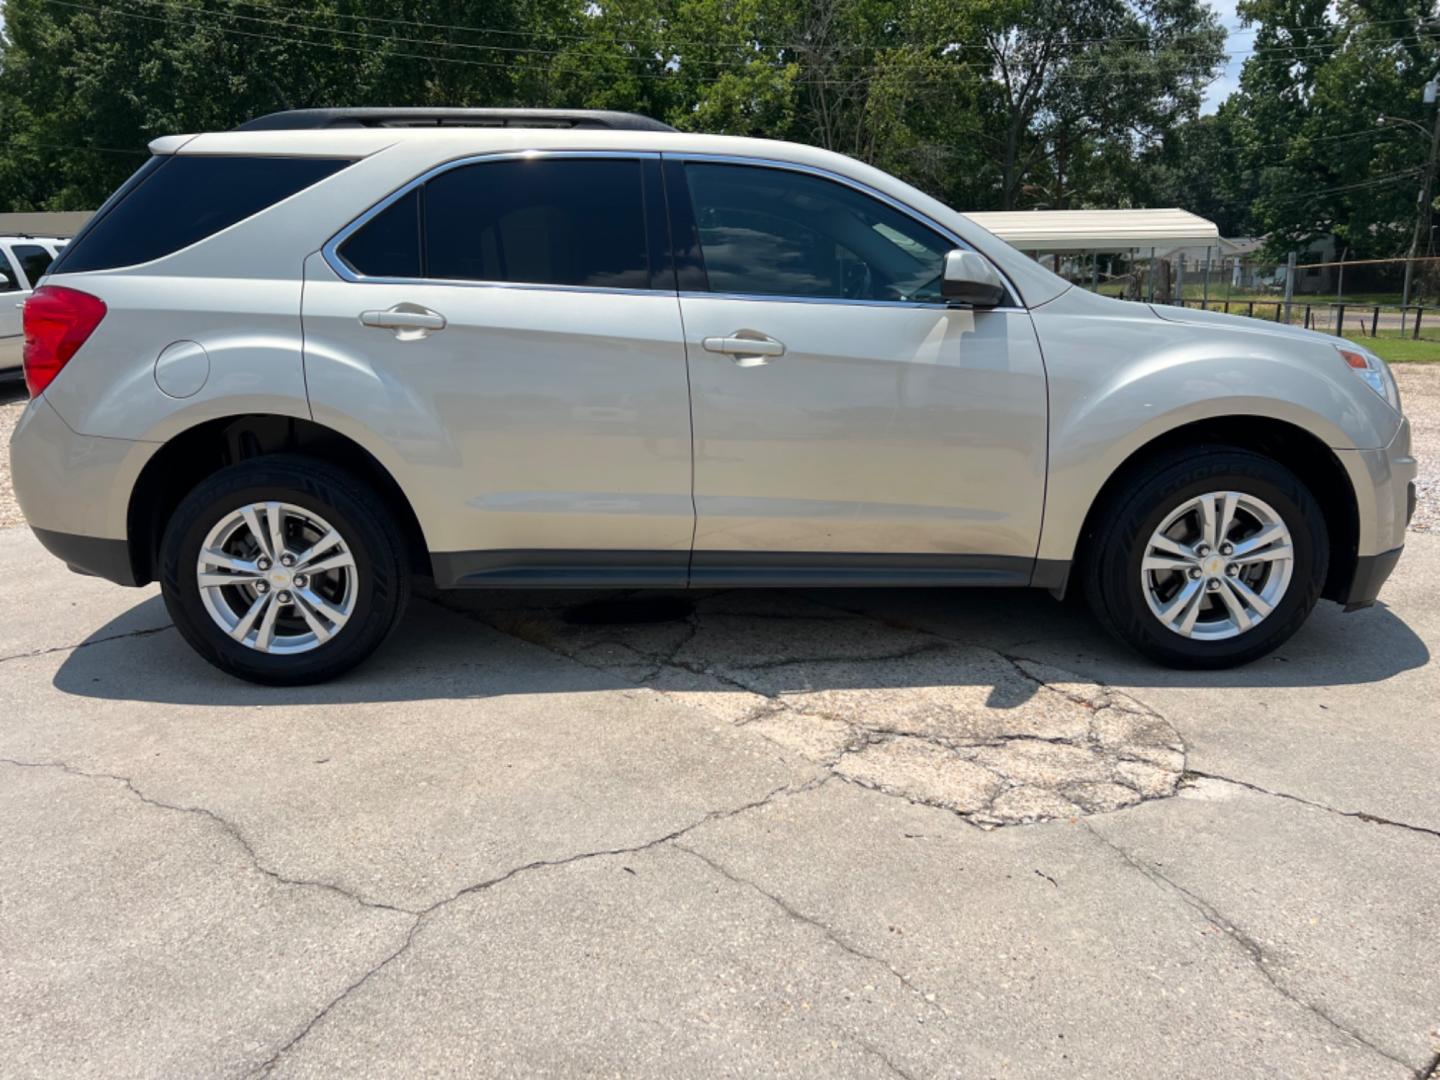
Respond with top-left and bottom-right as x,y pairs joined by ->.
1061,414 -> 1360,603
126,413 -> 431,586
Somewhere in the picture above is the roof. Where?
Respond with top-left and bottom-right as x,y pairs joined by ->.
963,208 -> 1220,252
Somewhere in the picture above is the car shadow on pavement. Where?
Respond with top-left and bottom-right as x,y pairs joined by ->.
48,583 -> 1431,708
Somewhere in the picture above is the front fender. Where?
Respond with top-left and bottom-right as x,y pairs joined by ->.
1030,291 -> 1404,563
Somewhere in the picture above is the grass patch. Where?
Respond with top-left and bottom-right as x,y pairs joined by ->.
1366,336 -> 1440,363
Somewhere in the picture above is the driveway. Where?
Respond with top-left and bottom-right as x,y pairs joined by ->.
2,374 -> 1439,1079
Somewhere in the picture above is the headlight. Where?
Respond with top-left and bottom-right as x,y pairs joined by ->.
1337,345 -> 1402,413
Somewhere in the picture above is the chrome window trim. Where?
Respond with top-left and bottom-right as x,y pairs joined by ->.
320,149 -> 662,289
677,290 -> 1026,314
665,151 -> 1024,310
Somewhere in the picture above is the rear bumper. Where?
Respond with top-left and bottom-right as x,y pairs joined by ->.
31,527 -> 140,586
11,395 -> 156,585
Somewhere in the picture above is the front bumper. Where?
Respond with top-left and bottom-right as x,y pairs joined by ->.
1342,544 -> 1405,611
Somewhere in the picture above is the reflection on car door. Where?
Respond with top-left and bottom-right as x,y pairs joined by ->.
667,159 -> 1049,585
302,154 -> 695,586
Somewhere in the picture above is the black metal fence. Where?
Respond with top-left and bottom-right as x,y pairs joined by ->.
1173,298 -> 1435,340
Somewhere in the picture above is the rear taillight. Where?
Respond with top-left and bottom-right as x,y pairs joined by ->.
23,286 -> 107,398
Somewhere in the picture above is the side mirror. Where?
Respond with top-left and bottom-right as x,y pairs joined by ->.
941,249 -> 1006,308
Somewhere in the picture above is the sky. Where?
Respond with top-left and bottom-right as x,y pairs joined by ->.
1203,0 -> 1250,114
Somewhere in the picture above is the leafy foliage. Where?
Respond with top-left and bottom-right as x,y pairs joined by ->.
0,0 -> 1224,215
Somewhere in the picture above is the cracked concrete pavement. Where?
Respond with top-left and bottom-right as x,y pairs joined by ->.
2,513 -> 1439,1078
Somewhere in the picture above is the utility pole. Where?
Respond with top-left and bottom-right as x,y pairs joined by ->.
1402,78 -> 1440,308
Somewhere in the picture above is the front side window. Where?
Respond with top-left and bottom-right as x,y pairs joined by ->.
682,162 -> 952,303
13,244 -> 54,288
337,157 -> 652,289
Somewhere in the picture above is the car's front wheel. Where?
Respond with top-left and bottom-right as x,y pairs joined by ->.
1083,447 -> 1329,669
159,455 -> 410,685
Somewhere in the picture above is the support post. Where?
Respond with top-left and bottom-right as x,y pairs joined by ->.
1283,251 -> 1297,323
1202,247 -> 1211,307
1402,97 -> 1440,308
1176,254 -> 1186,306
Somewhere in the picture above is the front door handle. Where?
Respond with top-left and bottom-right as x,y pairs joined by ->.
702,330 -> 786,367
360,303 -> 447,340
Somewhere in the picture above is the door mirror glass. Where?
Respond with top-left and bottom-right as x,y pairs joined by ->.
941,250 -> 1005,307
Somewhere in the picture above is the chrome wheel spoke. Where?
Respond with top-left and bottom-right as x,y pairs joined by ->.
1234,543 -> 1293,565
1159,579 -> 1203,630
230,592 -> 270,642
241,506 -> 271,561
255,593 -> 281,651
1142,554 -> 1196,573
299,552 -> 355,576
298,587 -> 349,631
294,528 -> 342,569
1215,578 -> 1254,632
1148,534 -> 1193,560
1198,494 -> 1219,549
1216,492 -> 1238,548
1227,574 -> 1273,617
292,592 -> 334,643
199,549 -> 259,574
1231,524 -> 1286,558
198,571 -> 263,589
265,502 -> 288,562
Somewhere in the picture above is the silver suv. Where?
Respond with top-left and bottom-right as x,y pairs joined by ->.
9,108 -> 1416,684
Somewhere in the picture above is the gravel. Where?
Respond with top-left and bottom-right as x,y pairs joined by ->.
0,366 -> 1435,533
0,382 -> 24,529
1396,364 -> 1438,532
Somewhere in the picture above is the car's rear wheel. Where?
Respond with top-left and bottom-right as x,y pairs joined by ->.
159,455 -> 409,685
1082,447 -> 1329,668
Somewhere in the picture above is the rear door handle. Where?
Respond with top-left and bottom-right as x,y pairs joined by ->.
702,331 -> 786,366
360,304 -> 447,339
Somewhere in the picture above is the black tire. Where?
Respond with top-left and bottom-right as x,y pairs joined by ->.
1082,446 -> 1329,669
159,454 -> 410,685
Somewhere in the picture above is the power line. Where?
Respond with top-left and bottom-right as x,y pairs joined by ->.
51,0 -> 1431,77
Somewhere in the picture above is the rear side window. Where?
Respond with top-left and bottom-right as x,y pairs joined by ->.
52,155 -> 351,274
336,157 -> 651,289
13,244 -> 54,287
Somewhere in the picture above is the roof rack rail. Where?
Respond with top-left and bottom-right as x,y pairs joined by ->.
234,108 -> 677,133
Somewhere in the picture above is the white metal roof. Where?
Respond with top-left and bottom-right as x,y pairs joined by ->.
962,208 -> 1220,252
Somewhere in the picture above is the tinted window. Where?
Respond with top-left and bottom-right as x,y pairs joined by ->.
683,163 -> 951,302
13,244 -> 53,287
338,189 -> 421,278
0,252 -> 18,294
424,158 -> 649,288
53,155 -> 350,273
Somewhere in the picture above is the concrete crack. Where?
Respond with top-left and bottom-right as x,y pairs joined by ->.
673,841 -> 951,1021
250,775 -> 826,1075
0,624 -> 173,665
0,757 -> 415,914
1083,821 -> 1419,1074
1185,770 -> 1440,841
